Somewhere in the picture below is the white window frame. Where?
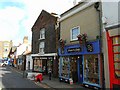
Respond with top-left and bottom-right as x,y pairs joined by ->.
39,28 -> 45,40
70,26 -> 80,41
39,41 -> 45,54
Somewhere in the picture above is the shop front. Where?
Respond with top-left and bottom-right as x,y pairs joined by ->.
106,29 -> 120,89
58,40 -> 102,88
31,53 -> 58,77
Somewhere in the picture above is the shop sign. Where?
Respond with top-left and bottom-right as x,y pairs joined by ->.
86,43 -> 93,52
67,47 -> 81,53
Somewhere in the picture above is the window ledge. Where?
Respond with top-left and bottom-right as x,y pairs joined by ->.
70,39 -> 78,42
38,38 -> 45,40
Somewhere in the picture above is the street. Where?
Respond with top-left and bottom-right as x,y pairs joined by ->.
0,66 -> 47,89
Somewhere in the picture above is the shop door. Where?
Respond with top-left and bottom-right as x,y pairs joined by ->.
77,56 -> 83,83
70,56 -> 78,83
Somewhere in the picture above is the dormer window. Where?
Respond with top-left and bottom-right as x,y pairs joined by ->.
40,28 -> 45,40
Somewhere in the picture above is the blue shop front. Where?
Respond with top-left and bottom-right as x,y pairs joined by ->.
58,40 -> 102,88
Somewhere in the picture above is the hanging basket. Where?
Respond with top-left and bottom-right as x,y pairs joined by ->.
77,33 -> 88,45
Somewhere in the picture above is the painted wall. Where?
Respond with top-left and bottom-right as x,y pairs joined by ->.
60,4 -> 100,45
26,54 -> 33,71
102,2 -> 119,26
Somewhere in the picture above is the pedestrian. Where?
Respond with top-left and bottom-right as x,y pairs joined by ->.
48,68 -> 52,80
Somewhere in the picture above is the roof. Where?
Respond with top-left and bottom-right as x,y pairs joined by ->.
31,9 -> 58,31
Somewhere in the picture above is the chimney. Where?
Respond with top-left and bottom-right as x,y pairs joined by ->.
23,36 -> 28,44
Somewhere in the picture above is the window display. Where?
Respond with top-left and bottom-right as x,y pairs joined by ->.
34,59 -> 43,72
112,37 -> 120,78
61,57 -> 70,78
60,56 -> 78,82
84,54 -> 99,85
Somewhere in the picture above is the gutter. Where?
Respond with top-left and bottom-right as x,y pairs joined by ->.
94,2 -> 105,88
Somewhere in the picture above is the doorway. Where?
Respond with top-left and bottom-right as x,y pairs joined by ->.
70,56 -> 78,83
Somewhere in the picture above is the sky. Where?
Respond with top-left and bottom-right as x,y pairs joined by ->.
0,0 -> 119,46
0,0 -> 77,46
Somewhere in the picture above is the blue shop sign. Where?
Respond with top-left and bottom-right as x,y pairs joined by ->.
58,40 -> 100,56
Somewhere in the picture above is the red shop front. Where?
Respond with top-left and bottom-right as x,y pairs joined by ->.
106,30 -> 120,89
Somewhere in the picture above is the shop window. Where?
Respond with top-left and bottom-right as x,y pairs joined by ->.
84,54 -> 99,85
61,57 -> 70,78
70,26 -> 80,41
34,59 -> 43,72
112,36 -> 120,78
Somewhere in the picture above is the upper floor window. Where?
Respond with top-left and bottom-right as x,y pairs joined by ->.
40,28 -> 45,40
70,26 -> 80,41
39,41 -> 45,54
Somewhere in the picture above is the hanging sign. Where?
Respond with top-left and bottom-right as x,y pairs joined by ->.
86,43 -> 93,52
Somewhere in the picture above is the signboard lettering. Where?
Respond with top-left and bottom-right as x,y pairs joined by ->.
67,47 -> 81,53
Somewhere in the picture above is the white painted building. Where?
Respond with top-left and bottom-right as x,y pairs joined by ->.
14,36 -> 31,69
26,54 -> 33,71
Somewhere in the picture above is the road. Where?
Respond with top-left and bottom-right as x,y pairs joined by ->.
0,66 -> 47,89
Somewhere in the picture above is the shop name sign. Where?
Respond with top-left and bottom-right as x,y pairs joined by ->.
67,47 -> 81,53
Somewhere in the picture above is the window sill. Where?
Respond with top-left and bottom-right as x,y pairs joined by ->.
38,38 -> 45,40
70,39 -> 78,42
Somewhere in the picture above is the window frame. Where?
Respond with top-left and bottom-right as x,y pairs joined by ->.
39,28 -> 45,40
70,26 -> 80,41
39,41 -> 45,54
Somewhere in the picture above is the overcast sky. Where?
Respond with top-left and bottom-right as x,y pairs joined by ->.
0,0 -> 119,46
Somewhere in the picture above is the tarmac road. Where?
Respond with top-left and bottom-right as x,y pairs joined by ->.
0,66 -> 47,89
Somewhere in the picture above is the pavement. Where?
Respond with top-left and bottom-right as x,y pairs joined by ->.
39,75 -> 91,89
10,66 -> 91,89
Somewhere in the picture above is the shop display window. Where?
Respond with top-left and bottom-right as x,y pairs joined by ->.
84,54 -> 99,85
34,59 -> 43,72
61,57 -> 70,78
112,36 -> 120,78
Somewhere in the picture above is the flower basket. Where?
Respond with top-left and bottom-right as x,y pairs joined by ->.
77,33 -> 87,45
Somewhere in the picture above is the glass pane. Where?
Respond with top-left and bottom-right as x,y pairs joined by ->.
61,57 -> 69,78
114,54 -> 120,61
84,54 -> 99,84
113,46 -> 120,53
115,71 -> 120,78
113,37 -> 120,44
114,63 -> 120,70
34,60 -> 42,72
72,27 -> 79,40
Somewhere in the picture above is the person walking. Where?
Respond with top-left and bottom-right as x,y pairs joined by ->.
48,68 -> 52,80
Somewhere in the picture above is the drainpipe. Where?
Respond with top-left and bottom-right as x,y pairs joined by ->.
94,2 -> 105,89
